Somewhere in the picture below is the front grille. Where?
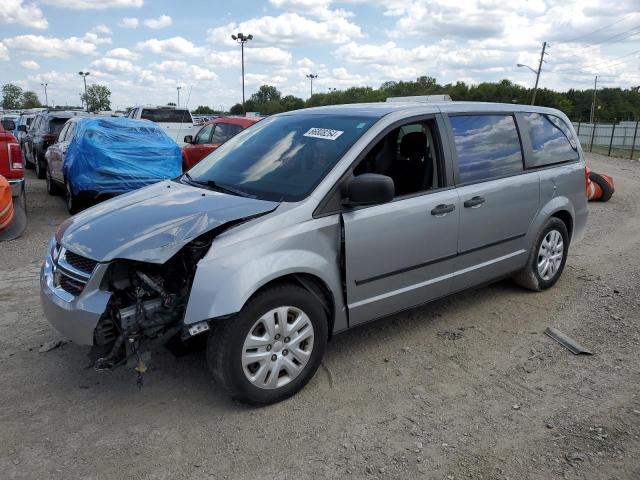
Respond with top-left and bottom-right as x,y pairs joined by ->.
64,250 -> 98,275
58,273 -> 85,296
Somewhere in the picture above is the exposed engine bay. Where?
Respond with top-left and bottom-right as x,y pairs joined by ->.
92,232 -> 215,376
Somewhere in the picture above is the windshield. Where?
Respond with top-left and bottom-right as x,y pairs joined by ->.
141,108 -> 192,123
186,114 -> 374,201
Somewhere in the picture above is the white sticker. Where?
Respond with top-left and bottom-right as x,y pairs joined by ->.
303,127 -> 344,141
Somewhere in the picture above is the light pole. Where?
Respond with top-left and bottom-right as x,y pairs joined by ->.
231,32 -> 253,114
78,71 -> 90,111
40,83 -> 48,107
176,86 -> 182,106
306,74 -> 318,97
516,41 -> 547,106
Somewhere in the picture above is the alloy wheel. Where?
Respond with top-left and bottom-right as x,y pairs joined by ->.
537,229 -> 564,281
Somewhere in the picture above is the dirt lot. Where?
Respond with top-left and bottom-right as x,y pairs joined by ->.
1,153 -> 639,480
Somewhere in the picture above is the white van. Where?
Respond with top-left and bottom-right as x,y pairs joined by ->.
127,105 -> 196,145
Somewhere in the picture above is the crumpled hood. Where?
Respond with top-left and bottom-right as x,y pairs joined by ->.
55,180 -> 278,263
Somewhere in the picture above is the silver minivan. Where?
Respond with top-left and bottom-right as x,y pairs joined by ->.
41,100 -> 588,404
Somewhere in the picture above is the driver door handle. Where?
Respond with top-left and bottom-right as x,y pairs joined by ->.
463,196 -> 486,208
431,203 -> 456,216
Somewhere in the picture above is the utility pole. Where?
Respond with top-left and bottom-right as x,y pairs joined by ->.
590,75 -> 599,124
40,83 -> 48,107
231,33 -> 253,114
531,41 -> 547,106
176,86 -> 182,106
306,74 -> 318,97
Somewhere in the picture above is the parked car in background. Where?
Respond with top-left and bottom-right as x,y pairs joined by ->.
24,110 -> 89,178
46,116 -> 182,213
0,119 -> 25,200
13,112 -> 38,154
182,116 -> 260,170
127,105 -> 196,145
40,100 -> 587,405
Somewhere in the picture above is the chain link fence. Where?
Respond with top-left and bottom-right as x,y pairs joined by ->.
573,121 -> 640,160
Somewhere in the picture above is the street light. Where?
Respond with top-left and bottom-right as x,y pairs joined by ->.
517,63 -> 538,75
231,32 -> 253,114
176,86 -> 182,106
78,71 -> 90,111
40,83 -> 48,107
306,74 -> 318,97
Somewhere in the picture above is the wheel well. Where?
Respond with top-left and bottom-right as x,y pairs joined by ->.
251,273 -> 336,339
552,210 -> 573,241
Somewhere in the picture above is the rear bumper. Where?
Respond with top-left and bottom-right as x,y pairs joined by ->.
8,178 -> 25,198
40,253 -> 112,346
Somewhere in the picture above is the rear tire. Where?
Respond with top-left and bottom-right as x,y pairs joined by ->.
589,172 -> 614,202
46,165 -> 62,196
35,152 -> 46,179
514,217 -> 569,291
65,180 -> 82,214
206,283 -> 328,405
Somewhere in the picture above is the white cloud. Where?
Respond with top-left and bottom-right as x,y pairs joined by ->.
205,50 -> 238,67
187,65 -> 218,82
143,14 -> 172,29
0,42 -> 9,61
207,12 -> 363,46
137,36 -> 203,57
41,0 -> 143,9
20,59 -> 39,69
92,24 -> 112,34
3,33 -> 105,58
104,47 -> 138,60
118,17 -> 138,28
0,0 -> 48,29
269,0 -> 353,20
149,60 -> 187,72
91,57 -> 135,73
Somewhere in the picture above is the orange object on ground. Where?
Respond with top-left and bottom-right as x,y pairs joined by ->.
586,167 -> 615,202
0,175 -> 14,231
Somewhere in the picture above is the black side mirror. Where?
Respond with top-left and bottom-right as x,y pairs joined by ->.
343,173 -> 394,207
18,125 -> 28,132
184,135 -> 193,144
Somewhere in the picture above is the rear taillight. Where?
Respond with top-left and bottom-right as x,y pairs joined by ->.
8,142 -> 24,173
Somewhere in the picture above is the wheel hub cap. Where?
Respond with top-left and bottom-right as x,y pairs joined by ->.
241,306 -> 314,390
537,229 -> 563,281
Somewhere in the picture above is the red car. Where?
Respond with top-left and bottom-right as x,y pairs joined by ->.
0,119 -> 25,199
182,116 -> 260,170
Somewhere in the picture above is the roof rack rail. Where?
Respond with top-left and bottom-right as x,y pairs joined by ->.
386,94 -> 452,103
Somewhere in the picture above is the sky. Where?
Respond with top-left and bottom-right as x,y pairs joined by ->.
1,0 -> 639,111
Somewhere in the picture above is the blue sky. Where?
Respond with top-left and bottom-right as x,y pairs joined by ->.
1,0 -> 639,110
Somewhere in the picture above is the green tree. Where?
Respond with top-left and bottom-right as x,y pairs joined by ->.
2,83 -> 23,109
193,105 -> 215,114
249,85 -> 281,105
21,91 -> 42,109
82,84 -> 111,112
229,103 -> 244,115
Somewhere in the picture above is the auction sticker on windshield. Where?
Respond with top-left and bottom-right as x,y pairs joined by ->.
303,127 -> 344,140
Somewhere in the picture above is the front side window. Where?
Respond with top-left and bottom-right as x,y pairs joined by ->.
187,114 -> 373,202
450,114 -> 523,184
195,124 -> 214,144
522,113 -> 579,168
141,108 -> 191,123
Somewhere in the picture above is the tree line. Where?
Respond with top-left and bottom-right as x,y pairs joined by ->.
1,83 -> 111,112
228,77 -> 640,122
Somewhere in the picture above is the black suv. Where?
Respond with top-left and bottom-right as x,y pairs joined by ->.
24,111 -> 88,178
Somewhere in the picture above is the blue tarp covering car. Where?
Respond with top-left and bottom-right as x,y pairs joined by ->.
64,117 -> 182,196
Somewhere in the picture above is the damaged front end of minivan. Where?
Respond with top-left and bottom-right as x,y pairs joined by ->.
40,180 -> 279,372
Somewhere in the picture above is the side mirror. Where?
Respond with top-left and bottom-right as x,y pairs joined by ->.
343,173 -> 394,207
184,135 -> 193,144
18,125 -> 28,132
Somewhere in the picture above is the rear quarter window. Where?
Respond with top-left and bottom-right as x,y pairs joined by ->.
141,109 -> 191,123
450,114 -> 523,184
522,113 -> 579,168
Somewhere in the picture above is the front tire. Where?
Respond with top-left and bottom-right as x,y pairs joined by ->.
515,217 -> 569,291
207,283 -> 328,405
65,180 -> 82,214
46,165 -> 62,196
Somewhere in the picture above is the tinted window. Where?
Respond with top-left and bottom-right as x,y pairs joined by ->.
450,114 -> 523,184
49,118 -> 69,135
211,122 -> 244,144
1,119 -> 16,131
188,114 -> 373,202
522,113 -> 579,168
141,108 -> 191,123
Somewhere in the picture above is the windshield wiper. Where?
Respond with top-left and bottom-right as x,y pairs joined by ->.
182,172 -> 253,198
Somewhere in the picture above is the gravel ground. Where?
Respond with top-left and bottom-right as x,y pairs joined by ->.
1,153 -> 639,480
